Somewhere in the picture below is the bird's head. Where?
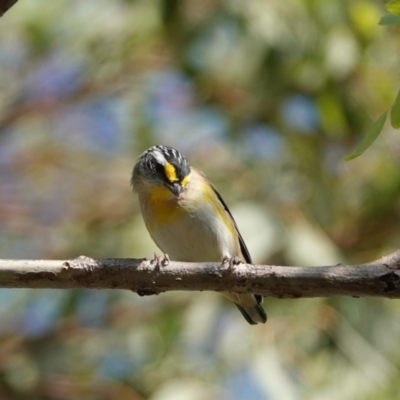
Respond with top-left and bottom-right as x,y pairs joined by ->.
131,145 -> 191,197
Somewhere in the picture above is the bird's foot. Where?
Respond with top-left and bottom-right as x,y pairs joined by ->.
160,253 -> 170,267
151,252 -> 170,271
222,255 -> 242,272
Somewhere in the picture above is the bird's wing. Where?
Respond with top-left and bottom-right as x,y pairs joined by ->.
211,185 -> 265,309
210,185 -> 253,264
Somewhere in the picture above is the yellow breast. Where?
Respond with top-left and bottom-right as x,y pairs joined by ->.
142,186 -> 182,228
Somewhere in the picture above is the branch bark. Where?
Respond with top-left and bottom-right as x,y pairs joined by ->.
1,251 -> 400,298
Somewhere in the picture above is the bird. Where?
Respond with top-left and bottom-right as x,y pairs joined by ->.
131,145 -> 267,325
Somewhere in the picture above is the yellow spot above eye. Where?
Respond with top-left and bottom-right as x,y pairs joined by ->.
181,173 -> 191,187
164,162 -> 178,182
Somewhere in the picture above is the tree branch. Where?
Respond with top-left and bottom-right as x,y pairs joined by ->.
1,251 -> 400,298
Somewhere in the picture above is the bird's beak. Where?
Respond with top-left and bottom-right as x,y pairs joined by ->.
167,181 -> 182,197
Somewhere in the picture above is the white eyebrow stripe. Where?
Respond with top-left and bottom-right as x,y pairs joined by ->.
148,146 -> 187,168
152,149 -> 167,165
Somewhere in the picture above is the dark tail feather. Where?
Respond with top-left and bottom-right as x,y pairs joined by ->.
235,301 -> 267,325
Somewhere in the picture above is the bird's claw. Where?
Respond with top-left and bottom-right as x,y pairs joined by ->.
222,256 -> 242,271
160,253 -> 170,267
152,253 -> 170,271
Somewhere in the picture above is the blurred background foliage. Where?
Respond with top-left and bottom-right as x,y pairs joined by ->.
0,0 -> 400,399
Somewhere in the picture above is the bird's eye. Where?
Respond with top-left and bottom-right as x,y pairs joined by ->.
154,162 -> 165,176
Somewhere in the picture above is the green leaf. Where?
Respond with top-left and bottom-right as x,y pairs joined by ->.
378,13 -> 400,25
386,0 -> 400,16
344,111 -> 388,161
390,90 -> 400,128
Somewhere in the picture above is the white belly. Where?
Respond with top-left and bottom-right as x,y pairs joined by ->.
146,202 -> 237,262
